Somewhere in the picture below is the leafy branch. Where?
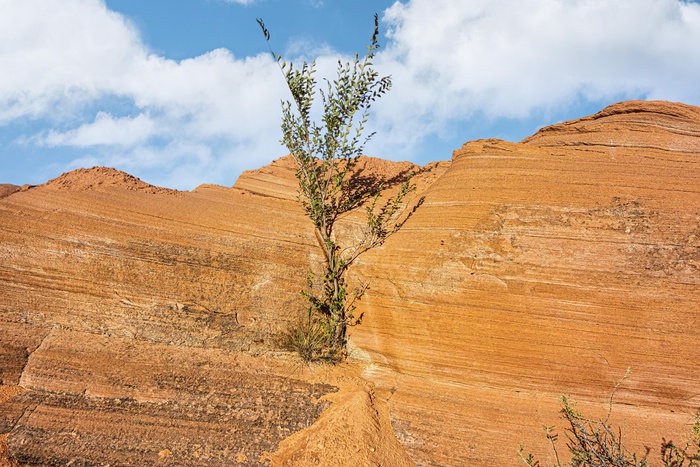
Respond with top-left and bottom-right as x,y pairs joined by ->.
258,15 -> 416,361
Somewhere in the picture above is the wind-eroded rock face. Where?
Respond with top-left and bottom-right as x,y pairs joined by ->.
352,100 -> 700,465
0,157 -> 431,466
1,100 -> 699,466
0,161 -> 333,466
0,185 -> 20,200
1,162 -> 313,360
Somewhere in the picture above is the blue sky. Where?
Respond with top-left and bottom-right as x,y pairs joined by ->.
2,0 -> 700,190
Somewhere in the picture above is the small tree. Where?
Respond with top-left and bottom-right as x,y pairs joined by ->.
258,15 -> 415,361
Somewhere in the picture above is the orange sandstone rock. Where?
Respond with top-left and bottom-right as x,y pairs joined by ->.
0,155 -> 428,466
1,101 -> 699,466
0,185 -> 19,200
352,100 -> 700,465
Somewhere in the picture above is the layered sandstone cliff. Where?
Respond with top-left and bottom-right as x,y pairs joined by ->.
1,100 -> 699,466
0,185 -> 20,200
0,156 -> 433,466
352,100 -> 700,465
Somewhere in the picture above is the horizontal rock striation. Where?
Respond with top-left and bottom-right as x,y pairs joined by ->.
1,100 -> 699,466
0,155 -> 431,466
351,100 -> 700,465
0,159 -> 334,465
0,330 -> 337,466
0,185 -> 20,200
0,159 -> 312,364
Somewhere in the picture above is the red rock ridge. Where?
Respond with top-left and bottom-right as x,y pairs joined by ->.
523,100 -> 700,152
0,185 -> 20,199
0,154 -> 440,466
351,99 -> 700,465
43,166 -> 181,195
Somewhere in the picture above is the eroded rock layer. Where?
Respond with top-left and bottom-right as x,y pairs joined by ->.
0,161 -> 313,363
1,100 -> 699,466
351,101 -> 700,465
0,161 -> 335,465
0,157 -> 431,466
0,186 -> 19,200
1,330 -> 337,466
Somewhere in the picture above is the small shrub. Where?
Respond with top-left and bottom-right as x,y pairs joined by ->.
660,409 -> 700,467
278,316 -> 341,364
520,370 -> 700,467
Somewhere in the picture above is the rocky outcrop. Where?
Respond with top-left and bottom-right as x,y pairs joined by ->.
0,185 -> 20,200
1,330 -> 337,466
1,100 -> 699,466
0,158 -> 328,465
523,99 -> 700,152
0,155 -> 435,466
43,167 -> 182,194
351,100 -> 700,465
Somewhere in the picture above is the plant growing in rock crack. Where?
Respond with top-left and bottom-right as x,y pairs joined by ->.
258,14 -> 416,362
519,369 -> 700,467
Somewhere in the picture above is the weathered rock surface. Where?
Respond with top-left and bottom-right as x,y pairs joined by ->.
0,162 -> 330,466
0,157 -> 431,466
0,186 -> 20,200
351,100 -> 700,465
2,330 -> 337,466
1,100 -> 699,466
0,163 -> 315,360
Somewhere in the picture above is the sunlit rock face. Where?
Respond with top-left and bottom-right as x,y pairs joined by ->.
351,100 -> 700,465
0,159 -> 329,465
1,100 -> 699,466
0,154 -> 434,466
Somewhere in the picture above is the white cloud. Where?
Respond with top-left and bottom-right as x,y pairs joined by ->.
2,0 -> 700,189
370,0 -> 700,155
0,0 -> 144,121
41,112 -> 156,148
0,0 -> 288,189
63,137 -> 282,190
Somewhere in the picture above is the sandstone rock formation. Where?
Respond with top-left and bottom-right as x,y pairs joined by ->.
0,186 -> 19,200
352,100 -> 700,465
0,158 -> 432,466
0,163 -> 327,465
1,100 -> 699,466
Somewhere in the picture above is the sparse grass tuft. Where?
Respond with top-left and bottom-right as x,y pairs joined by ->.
279,317 -> 342,364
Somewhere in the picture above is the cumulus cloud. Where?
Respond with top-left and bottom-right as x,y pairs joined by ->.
0,0 -> 152,121
2,0 -> 700,189
0,0 -> 285,189
368,0 -> 700,155
40,113 -> 155,148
